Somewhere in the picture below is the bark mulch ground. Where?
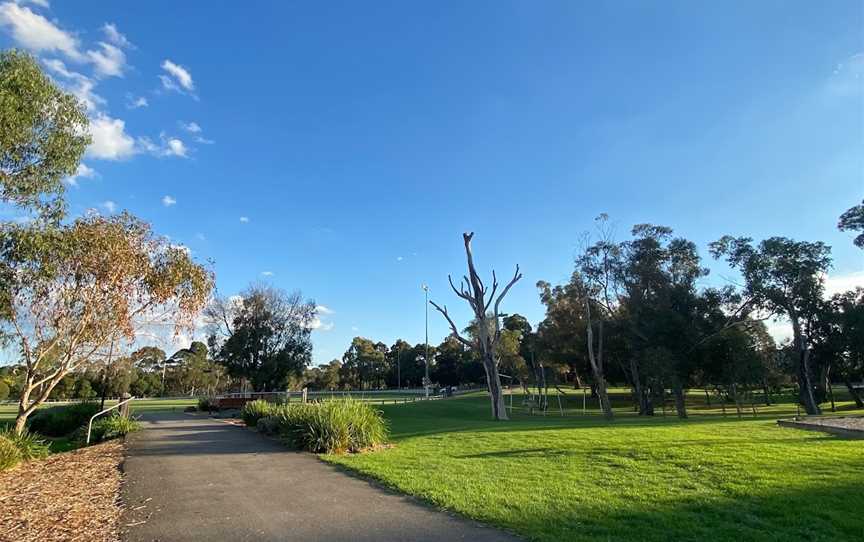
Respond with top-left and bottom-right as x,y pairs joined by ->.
0,440 -> 124,542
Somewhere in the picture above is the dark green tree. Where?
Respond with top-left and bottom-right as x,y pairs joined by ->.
838,200 -> 864,248
710,236 -> 831,415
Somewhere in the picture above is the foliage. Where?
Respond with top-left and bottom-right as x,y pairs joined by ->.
326,394 -> 864,542
838,199 -> 864,248
710,236 -> 832,415
27,402 -> 100,437
1,212 -> 214,434
0,434 -> 21,471
208,285 -> 315,391
340,337 -> 387,389
197,396 -> 220,412
262,399 -> 388,454
0,50 -> 90,221
0,380 -> 8,400
87,414 -> 140,443
0,427 -> 49,460
240,399 -> 277,427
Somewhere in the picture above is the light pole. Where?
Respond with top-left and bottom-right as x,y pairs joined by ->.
422,284 -> 430,398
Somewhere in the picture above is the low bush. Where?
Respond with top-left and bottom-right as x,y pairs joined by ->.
240,399 -> 277,427
197,397 -> 220,412
256,414 -> 280,436
87,414 -> 141,443
28,402 -> 101,437
0,435 -> 21,471
1,428 -> 50,460
263,399 -> 388,454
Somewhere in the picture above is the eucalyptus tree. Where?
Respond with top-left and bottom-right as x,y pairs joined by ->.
0,50 -> 90,222
710,236 -> 831,415
838,200 -> 863,248
1,213 -> 213,434
430,233 -> 522,420
207,285 -> 316,392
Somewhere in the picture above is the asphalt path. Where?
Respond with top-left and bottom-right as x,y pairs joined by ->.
121,411 -> 520,542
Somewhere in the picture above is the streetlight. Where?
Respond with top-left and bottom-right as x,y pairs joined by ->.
422,283 -> 430,398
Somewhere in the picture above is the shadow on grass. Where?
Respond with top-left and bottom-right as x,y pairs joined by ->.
537,481 -> 864,542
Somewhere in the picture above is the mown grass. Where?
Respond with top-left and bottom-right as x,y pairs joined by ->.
324,393 -> 864,542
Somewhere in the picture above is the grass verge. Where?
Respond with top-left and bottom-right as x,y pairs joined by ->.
324,394 -> 864,542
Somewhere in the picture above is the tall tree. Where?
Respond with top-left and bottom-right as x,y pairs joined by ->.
208,285 -> 316,391
710,236 -> 831,415
0,50 -> 89,221
838,199 -> 864,248
1,213 -> 213,434
430,232 -> 522,420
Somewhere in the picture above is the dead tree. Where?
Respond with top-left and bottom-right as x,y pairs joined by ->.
430,233 -> 522,421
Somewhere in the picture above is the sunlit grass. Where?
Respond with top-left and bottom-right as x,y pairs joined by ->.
324,394 -> 864,542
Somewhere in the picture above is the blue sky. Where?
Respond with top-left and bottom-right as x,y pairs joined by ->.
1,0 -> 862,363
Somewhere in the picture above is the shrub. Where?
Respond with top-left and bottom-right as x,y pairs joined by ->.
197,397 -> 220,412
256,415 -> 280,436
265,399 -> 388,454
240,399 -> 277,427
0,435 -> 21,471
28,402 -> 101,437
1,428 -> 50,460
0,380 -> 9,400
87,414 -> 141,443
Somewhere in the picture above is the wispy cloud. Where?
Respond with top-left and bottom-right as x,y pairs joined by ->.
102,22 -> 132,49
0,2 -> 83,60
63,163 -> 97,187
101,200 -> 117,214
261,271 -> 274,277
161,195 -> 177,207
125,93 -> 148,109
239,216 -> 250,223
160,59 -> 196,97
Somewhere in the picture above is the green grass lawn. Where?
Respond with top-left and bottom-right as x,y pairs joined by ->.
324,394 -> 864,542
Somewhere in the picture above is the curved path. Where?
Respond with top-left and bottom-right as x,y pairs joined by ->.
122,411 -> 519,542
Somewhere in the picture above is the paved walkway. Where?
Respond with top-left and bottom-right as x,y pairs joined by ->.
122,411 -> 519,542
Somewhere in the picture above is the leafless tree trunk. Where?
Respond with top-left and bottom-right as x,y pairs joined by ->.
430,233 -> 522,421
790,313 -> 821,415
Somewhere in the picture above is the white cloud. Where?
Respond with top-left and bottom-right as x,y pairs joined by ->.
161,195 -> 177,207
165,138 -> 187,157
181,121 -> 202,133
194,232 -> 206,241
160,59 -> 194,92
0,2 -> 82,60
87,114 -> 137,160
101,22 -> 132,48
20,0 -> 50,8
86,41 -> 126,78
316,305 -> 334,315
308,317 -> 334,332
396,256 -> 404,261
63,162 -> 96,187
125,94 -> 148,109
261,271 -> 274,277
239,216 -> 249,223
824,271 -> 864,297
351,326 -> 359,332
101,200 -> 116,213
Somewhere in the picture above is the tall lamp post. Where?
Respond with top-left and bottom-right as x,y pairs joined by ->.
422,284 -> 430,398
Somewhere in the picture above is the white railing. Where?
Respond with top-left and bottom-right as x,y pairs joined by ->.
85,396 -> 135,445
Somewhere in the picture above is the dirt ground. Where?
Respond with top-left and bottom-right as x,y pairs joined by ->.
0,441 -> 124,542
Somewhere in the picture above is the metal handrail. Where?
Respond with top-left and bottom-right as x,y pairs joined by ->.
86,396 -> 135,444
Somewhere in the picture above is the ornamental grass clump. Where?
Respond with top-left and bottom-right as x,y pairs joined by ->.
0,435 -> 22,471
0,428 -> 50,460
264,399 -> 388,454
240,399 -> 277,427
87,414 -> 141,443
